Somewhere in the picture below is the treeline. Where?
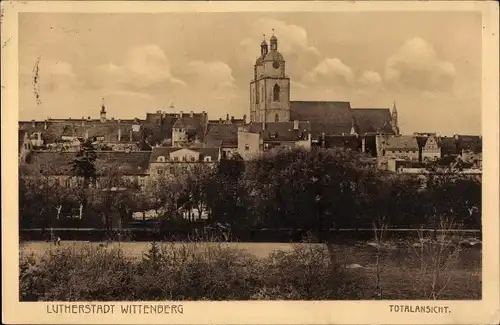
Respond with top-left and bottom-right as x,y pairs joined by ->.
19,145 -> 482,239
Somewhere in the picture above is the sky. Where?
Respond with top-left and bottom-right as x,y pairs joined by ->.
18,11 -> 482,135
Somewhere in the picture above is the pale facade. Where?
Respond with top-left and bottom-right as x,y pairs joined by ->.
237,127 -> 261,160
421,135 -> 441,161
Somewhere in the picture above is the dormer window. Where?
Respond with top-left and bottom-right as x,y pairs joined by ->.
190,156 -> 196,162
157,156 -> 166,162
204,156 -> 212,162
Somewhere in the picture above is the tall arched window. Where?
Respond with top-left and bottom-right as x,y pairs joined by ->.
273,84 -> 280,102
275,114 -> 279,122
261,85 -> 265,102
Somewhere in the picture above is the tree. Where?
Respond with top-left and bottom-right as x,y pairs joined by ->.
244,148 -> 375,267
205,156 -> 250,228
70,139 -> 97,189
19,163 -> 79,231
87,162 -> 135,237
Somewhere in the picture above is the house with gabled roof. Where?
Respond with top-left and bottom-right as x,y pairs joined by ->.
376,135 -> 420,163
149,146 -> 220,178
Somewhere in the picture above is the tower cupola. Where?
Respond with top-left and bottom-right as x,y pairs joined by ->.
269,29 -> 278,51
260,34 -> 268,57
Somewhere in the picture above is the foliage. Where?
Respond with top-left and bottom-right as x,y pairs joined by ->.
20,241 -> 480,301
19,147 -> 482,235
70,139 -> 97,188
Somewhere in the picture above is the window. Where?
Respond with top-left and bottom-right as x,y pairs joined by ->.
173,157 -> 179,161
245,144 -> 250,151
261,86 -> 264,102
205,156 -> 212,162
157,169 -> 164,175
273,84 -> 280,102
275,114 -> 279,122
182,156 -> 186,161
190,156 -> 195,162
157,156 -> 166,162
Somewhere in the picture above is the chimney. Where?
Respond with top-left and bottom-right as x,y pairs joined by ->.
293,120 -> 299,130
190,111 -> 194,117
231,116 -> 234,122
117,119 -> 121,124
219,118 -> 222,123
243,114 -> 247,124
44,121 -> 48,130
31,120 -> 35,128
118,128 -> 122,142
262,121 -> 266,130
226,114 -> 230,121
87,116 -> 92,121
180,111 -> 183,118
81,117 -> 85,127
85,130 -> 89,140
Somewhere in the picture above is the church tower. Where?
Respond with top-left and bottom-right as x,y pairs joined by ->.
250,31 -> 291,123
391,100 -> 400,135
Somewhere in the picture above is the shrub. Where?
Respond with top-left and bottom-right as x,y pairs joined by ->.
255,244 -> 368,300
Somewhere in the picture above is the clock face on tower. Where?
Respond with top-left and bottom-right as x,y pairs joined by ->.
273,61 -> 280,69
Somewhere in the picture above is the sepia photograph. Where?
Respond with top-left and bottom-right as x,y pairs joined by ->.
2,1 -> 499,324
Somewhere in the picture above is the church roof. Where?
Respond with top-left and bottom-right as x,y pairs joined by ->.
309,122 -> 352,138
290,101 -> 394,136
351,108 -> 393,134
290,101 -> 352,124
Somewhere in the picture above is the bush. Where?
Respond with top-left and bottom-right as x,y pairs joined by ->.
19,242 -> 369,301
254,244 -> 367,300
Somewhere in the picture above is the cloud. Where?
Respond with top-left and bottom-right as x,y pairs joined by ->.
304,58 -> 355,87
384,37 -> 457,93
358,70 -> 382,88
185,60 -> 238,99
91,44 -> 186,90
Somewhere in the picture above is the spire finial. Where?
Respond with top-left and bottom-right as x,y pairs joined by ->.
272,28 -> 275,36
263,33 -> 266,40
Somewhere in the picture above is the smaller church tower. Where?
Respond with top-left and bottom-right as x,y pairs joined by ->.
261,36 -> 268,57
391,100 -> 400,135
100,98 -> 107,123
